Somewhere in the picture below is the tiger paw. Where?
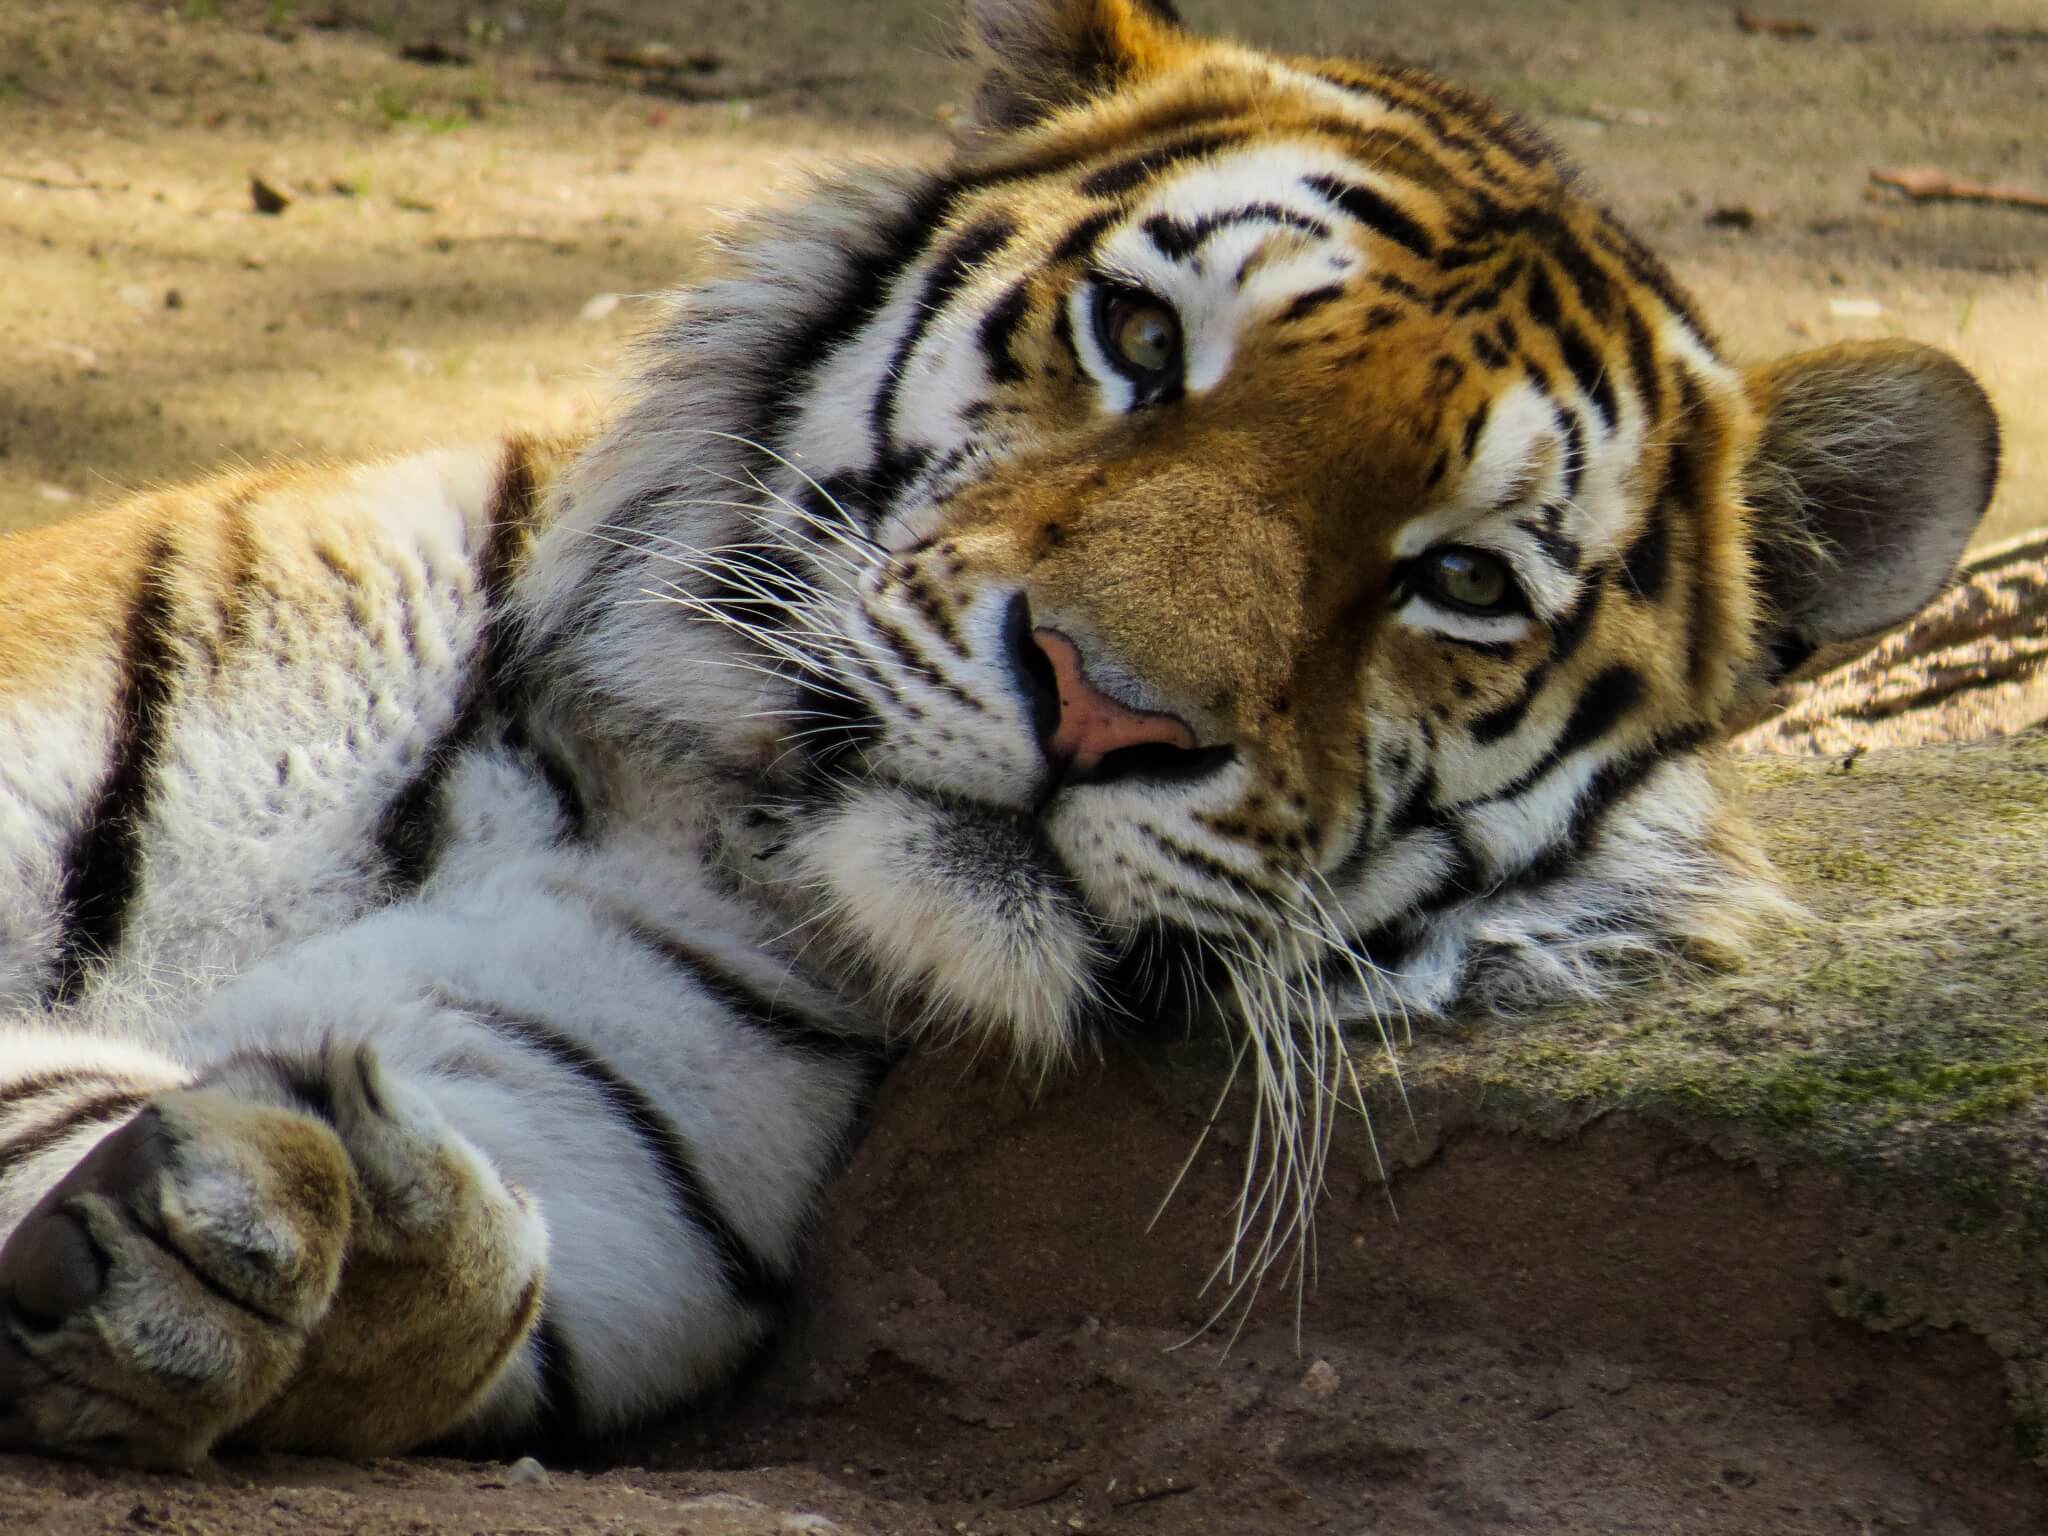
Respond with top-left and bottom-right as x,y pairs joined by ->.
225,1043 -> 548,1456
0,1088 -> 352,1466
0,1043 -> 546,1465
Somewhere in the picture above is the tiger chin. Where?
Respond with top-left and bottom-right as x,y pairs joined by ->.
0,0 -> 1998,1467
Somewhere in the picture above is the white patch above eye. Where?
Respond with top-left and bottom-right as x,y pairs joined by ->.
1392,379 -> 1588,622
1075,144 -> 1376,408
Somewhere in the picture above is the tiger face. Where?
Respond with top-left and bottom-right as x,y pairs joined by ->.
535,0 -> 1998,1065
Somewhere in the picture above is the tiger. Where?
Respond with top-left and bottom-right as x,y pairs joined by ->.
0,0 -> 2000,1468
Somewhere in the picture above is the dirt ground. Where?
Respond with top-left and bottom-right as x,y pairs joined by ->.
2,1 -> 2046,1532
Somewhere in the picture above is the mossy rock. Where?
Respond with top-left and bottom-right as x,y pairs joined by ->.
1360,732 -> 2048,1468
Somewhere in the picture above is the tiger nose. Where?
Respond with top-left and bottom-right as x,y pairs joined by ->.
1002,597 -> 1198,779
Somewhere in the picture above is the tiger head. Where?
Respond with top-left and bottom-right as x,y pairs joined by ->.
531,0 -> 1998,1068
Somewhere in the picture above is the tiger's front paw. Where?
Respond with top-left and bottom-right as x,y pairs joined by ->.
230,1043 -> 548,1456
0,1043 -> 546,1465
0,1091 -> 353,1467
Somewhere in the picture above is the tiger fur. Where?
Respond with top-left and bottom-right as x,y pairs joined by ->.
0,0 -> 2000,1465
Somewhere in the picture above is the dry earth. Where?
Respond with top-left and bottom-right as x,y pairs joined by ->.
3,1 -> 2047,1532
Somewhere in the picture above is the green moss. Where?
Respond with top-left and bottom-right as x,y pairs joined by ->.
1381,736 -> 2048,1153
1302,739 -> 2048,1464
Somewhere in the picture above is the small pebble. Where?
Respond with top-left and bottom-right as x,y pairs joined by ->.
1301,1358 -> 1340,1397
505,1455 -> 551,1488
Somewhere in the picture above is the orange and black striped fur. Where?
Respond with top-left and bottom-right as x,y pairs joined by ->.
0,0 -> 1998,1464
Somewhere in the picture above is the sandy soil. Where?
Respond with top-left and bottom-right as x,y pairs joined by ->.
2,2 -> 2045,1531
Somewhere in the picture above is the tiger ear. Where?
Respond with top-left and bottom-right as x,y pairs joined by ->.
1742,339 -> 1999,678
965,0 -> 1185,132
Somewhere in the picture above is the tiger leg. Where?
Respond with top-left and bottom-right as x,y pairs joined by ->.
0,1033 -> 545,1466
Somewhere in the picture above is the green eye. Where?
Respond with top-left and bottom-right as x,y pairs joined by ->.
1096,289 -> 1182,379
1419,547 -> 1518,615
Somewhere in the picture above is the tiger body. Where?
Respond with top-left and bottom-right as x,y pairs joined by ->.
0,0 -> 1999,1465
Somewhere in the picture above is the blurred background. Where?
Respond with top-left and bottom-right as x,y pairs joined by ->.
1,0 -> 2041,543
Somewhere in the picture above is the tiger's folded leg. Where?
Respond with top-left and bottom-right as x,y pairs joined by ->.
0,1038 -> 546,1466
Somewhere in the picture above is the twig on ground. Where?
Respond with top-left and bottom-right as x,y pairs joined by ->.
1870,166 -> 2048,214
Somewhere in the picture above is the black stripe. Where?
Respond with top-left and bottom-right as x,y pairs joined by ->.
506,720 -> 589,841
1621,305 -> 1662,420
1558,411 -> 1586,499
1303,175 -> 1437,260
1451,255 -> 1524,318
1834,667 -> 2032,723
451,1003 -> 788,1309
1543,224 -> 1615,322
1470,329 -> 1509,370
1142,203 -> 1332,262
1438,667 -> 1661,869
978,280 -> 1032,385
1049,209 -> 1118,267
1517,505 -> 1583,575
750,176 -> 963,443
1387,761 -> 1447,836
873,216 -> 1017,440
1525,260 -> 1561,328
373,440 -> 544,890
1547,665 -> 1643,764
1460,399 -> 1492,459
531,1309 -> 581,1444
45,538 -> 183,1006
1549,576 -> 1604,665
1,1068 -> 146,1115
213,492 -> 265,668
371,690 -> 489,893
617,918 -> 885,1070
1312,66 -> 1548,178
205,1048 -> 339,1125
0,1091 -> 148,1179
1589,221 -> 1713,344
1077,132 -> 1239,199
1471,663 -> 1548,745
1620,499 -> 1671,602
1280,284 -> 1346,322
1558,324 -> 1618,429
1300,118 -> 1487,207
867,612 -> 983,711
1143,829 -> 1283,908
1494,727 -> 1709,895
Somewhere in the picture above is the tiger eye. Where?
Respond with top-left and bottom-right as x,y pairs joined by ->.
1425,548 -> 1515,613
1106,296 -> 1180,375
